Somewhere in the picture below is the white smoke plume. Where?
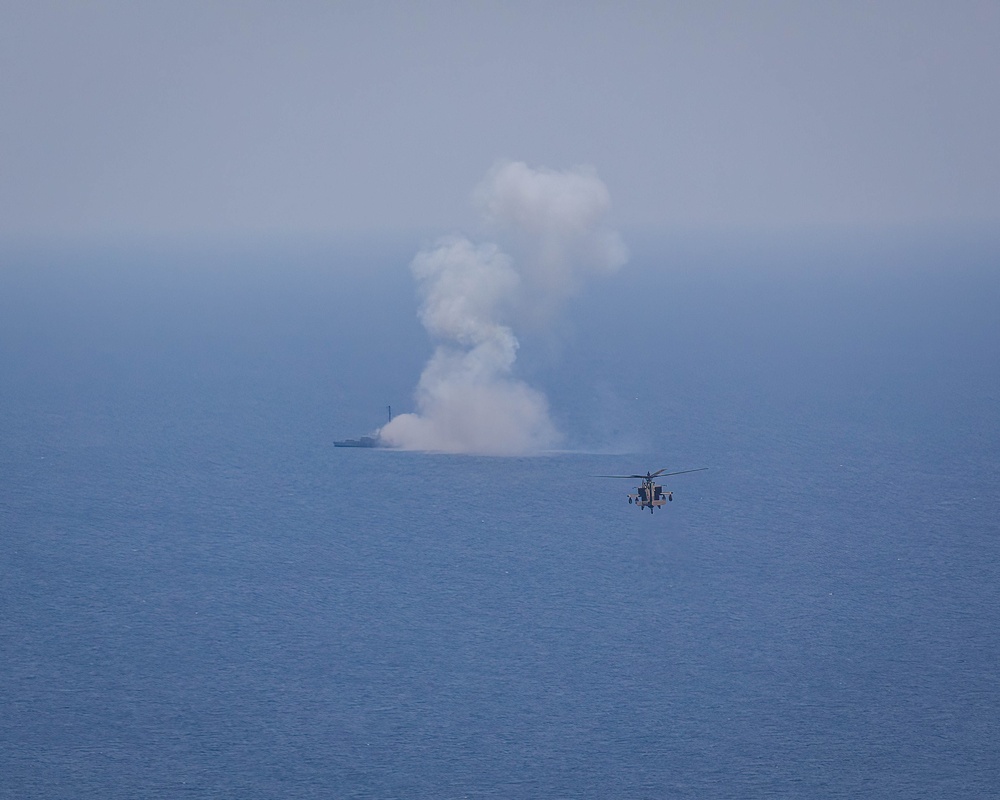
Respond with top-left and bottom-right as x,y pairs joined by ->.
379,161 -> 626,455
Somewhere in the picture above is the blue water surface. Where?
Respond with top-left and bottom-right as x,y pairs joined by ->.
2,236 -> 998,798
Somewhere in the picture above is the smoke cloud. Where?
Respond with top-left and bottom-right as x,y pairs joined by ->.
379,161 -> 626,455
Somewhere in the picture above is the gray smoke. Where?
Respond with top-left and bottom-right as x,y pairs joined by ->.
379,161 -> 626,454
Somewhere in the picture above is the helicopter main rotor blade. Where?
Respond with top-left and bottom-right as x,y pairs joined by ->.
654,468 -> 709,478
596,468 -> 708,479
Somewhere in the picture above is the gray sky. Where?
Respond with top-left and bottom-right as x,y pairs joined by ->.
3,0 -> 999,239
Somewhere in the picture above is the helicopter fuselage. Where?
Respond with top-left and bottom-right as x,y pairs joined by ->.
628,478 -> 673,513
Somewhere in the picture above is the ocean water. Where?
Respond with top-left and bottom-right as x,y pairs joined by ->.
2,235 -> 998,798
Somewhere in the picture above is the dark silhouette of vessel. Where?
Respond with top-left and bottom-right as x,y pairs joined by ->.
334,406 -> 391,448
333,435 -> 382,448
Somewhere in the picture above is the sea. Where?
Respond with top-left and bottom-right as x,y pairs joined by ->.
2,232 -> 998,798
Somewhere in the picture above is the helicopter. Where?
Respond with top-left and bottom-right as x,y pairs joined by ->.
599,468 -> 707,513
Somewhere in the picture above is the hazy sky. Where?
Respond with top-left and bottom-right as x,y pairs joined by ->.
3,1 -> 998,239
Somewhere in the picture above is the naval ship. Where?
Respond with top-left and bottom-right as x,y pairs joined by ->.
333,434 -> 382,448
334,406 -> 391,448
